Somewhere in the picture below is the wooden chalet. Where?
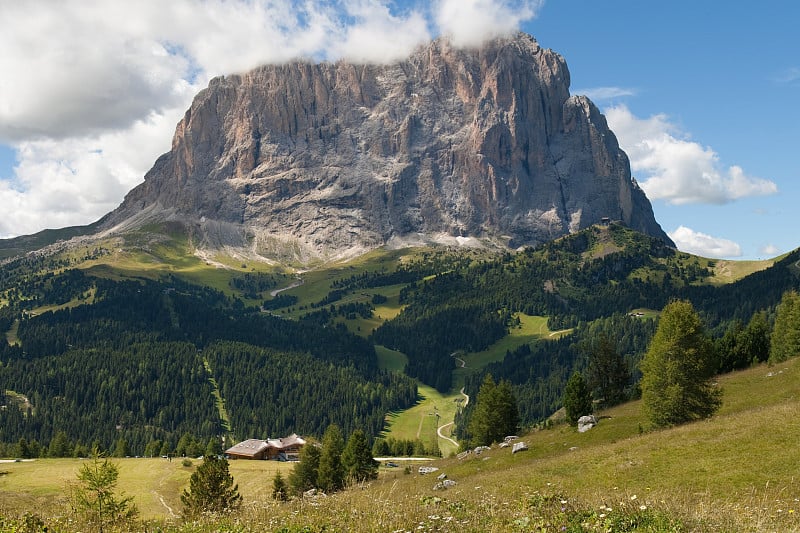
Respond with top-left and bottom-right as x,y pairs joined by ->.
225,433 -> 306,461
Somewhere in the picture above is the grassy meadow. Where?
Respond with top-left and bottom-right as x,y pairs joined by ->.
3,357 -> 800,531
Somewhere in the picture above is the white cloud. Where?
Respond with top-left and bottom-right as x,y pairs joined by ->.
668,226 -> 742,259
434,0 -> 541,48
775,66 -> 800,84
605,105 -> 778,205
331,1 -> 431,63
0,0 -> 438,238
759,243 -> 780,257
575,86 -> 637,102
0,110 -> 178,237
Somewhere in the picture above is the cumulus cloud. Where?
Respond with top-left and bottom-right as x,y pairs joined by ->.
0,0 -> 444,237
0,110 -> 177,237
435,0 -> 541,47
605,105 -> 778,205
331,1 -> 430,63
668,226 -> 742,259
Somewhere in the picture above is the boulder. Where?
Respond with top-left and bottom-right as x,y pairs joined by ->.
577,415 -> 598,433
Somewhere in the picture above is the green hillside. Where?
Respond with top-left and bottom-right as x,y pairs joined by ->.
1,222 -> 799,464
2,356 -> 799,531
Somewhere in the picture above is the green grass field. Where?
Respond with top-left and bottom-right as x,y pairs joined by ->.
3,357 -> 800,531
381,383 -> 463,457
0,457 -> 293,521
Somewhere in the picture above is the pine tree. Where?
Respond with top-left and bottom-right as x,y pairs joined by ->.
272,471 -> 288,501
181,455 -> 242,517
563,371 -> 593,425
770,290 -> 800,364
586,333 -> 630,407
317,424 -> 345,492
640,300 -> 722,427
112,438 -> 130,458
341,429 -> 378,484
288,441 -> 321,495
467,374 -> 519,446
48,430 -> 72,458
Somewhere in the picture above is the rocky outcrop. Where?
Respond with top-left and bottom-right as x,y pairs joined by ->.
104,32 -> 673,262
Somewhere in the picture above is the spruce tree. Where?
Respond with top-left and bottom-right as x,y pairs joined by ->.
640,300 -> 722,427
341,429 -> 378,483
272,471 -> 288,501
563,371 -> 593,425
770,290 -> 800,364
181,455 -> 242,517
467,374 -> 519,446
288,441 -> 321,495
586,333 -> 630,407
316,424 -> 345,492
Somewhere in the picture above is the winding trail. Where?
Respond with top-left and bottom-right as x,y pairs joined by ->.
270,277 -> 304,297
436,352 -> 471,447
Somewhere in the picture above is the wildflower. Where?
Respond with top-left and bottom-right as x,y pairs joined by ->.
599,513 -> 606,519
639,505 -> 647,511
630,494 -> 637,501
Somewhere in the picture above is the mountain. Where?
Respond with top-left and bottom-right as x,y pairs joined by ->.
101,32 -> 672,263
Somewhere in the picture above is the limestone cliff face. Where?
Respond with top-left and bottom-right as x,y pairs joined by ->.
106,32 -> 673,261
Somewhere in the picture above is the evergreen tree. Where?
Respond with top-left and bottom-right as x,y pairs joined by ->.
640,300 -> 722,427
112,438 -> 130,458
563,371 -> 593,425
467,374 -> 519,446
288,442 -> 321,495
769,290 -> 800,364
741,310 -> 771,365
341,429 -> 378,484
48,430 -> 72,458
272,471 -> 288,501
585,333 -> 630,407
15,438 -> 32,459
205,437 -> 222,457
316,424 -> 345,492
70,453 -> 138,530
181,455 -> 242,517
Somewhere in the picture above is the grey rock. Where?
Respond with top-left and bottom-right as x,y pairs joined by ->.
577,415 -> 598,433
512,442 -> 528,454
102,32 -> 673,263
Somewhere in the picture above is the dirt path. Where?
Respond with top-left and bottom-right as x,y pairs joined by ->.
270,277 -> 304,297
436,352 -> 471,447
154,491 -> 178,518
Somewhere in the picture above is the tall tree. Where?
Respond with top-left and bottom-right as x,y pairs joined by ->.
563,371 -> 593,426
288,441 -> 321,495
467,374 -> 519,446
181,455 -> 242,517
341,429 -> 378,484
48,430 -> 72,458
770,290 -> 800,364
640,300 -> 722,427
316,424 -> 345,493
585,333 -> 630,408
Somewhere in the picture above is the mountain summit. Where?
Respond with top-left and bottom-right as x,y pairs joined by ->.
103,32 -> 672,262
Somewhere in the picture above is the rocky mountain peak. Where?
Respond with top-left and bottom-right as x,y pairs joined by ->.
104,32 -> 673,263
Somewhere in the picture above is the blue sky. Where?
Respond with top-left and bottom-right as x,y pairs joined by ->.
0,0 -> 797,259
